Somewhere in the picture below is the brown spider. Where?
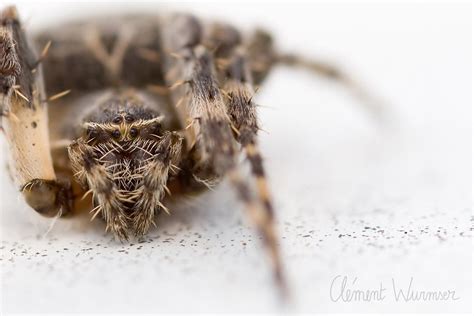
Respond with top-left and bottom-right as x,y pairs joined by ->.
0,6 -> 380,294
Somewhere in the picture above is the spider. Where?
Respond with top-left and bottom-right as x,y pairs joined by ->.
0,6 -> 381,294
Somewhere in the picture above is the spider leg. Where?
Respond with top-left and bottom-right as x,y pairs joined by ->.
219,48 -> 276,227
277,53 -> 386,121
246,29 -> 386,122
161,15 -> 236,175
209,27 -> 287,292
68,139 -> 129,240
0,6 -> 73,217
161,16 -> 287,294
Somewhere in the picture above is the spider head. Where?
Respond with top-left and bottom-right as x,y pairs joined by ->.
68,93 -> 183,239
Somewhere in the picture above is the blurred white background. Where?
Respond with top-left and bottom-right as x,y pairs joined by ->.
0,1 -> 472,313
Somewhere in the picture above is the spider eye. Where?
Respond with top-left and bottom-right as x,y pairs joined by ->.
129,127 -> 138,138
125,114 -> 135,123
112,116 -> 122,124
112,129 -> 121,139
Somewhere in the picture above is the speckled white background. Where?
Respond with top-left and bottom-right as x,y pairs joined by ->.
1,1 -> 472,314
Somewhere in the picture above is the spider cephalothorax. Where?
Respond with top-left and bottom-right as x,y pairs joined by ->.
1,6 -> 380,294
68,91 -> 184,239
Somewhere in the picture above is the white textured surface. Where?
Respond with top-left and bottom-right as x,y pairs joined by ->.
1,2 -> 472,313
